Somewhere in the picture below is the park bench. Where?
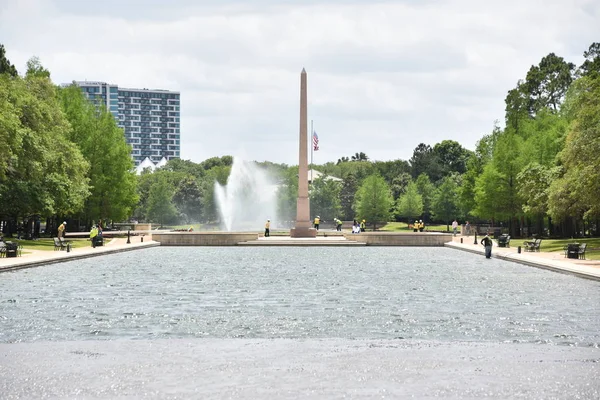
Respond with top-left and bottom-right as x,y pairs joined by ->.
524,238 -> 542,252
578,243 -> 587,260
2,241 -> 22,257
497,234 -> 511,247
53,237 -> 67,251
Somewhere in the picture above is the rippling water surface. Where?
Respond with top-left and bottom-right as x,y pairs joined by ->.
1,247 -> 598,345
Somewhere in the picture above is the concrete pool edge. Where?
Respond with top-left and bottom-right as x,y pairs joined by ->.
445,241 -> 600,281
0,241 -> 160,273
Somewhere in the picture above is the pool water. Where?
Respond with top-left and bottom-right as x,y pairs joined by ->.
1,247 -> 598,346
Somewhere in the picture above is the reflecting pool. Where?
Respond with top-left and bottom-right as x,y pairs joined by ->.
1,247 -> 598,346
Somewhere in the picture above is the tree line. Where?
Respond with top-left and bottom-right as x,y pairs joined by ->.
1,43 -> 598,238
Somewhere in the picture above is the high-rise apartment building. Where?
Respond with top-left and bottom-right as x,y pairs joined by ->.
64,81 -> 180,166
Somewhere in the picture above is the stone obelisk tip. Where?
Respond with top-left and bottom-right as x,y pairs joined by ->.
301,68 -> 306,74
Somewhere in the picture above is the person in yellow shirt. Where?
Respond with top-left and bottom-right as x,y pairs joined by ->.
314,216 -> 320,230
264,219 -> 270,237
89,225 -> 98,248
57,221 -> 66,238
360,219 -> 366,232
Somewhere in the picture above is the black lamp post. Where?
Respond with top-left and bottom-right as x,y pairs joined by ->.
127,229 -> 131,244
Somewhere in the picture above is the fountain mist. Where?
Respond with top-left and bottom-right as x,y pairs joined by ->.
214,158 -> 279,232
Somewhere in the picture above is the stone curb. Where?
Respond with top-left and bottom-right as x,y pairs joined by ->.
445,242 -> 600,281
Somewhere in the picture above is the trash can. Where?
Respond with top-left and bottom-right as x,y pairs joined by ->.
498,234 -> 509,247
5,242 -> 18,258
567,244 -> 579,259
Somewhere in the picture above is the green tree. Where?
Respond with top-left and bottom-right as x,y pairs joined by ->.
432,140 -> 472,175
59,84 -> 138,224
577,42 -> 600,78
549,75 -> 600,220
0,73 -> 90,225
25,57 -> 50,79
147,174 -> 178,226
173,175 -> 203,223
339,172 -> 358,220
522,52 -> 575,115
395,181 -> 423,224
276,166 -> 298,224
354,174 -> 393,230
415,173 -> 435,220
309,176 -> 342,222
431,176 -> 460,231
409,143 -> 443,181
0,44 -> 17,77
351,152 -> 369,162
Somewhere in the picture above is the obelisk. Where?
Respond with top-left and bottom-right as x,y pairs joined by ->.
290,68 -> 317,238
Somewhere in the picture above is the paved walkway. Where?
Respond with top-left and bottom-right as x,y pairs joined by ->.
446,235 -> 600,281
0,236 -> 159,273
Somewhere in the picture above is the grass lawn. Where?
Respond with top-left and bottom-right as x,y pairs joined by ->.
8,237 -> 94,252
535,238 -> 600,261
378,222 -> 451,232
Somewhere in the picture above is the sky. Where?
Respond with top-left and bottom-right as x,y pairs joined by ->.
1,0 -> 598,166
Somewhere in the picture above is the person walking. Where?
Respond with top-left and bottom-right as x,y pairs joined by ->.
57,221 -> 66,238
481,233 -> 493,259
452,219 -> 458,236
314,216 -> 320,231
264,219 -> 270,237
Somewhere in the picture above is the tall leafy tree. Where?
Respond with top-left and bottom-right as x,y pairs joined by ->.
549,75 -> 600,220
339,172 -> 358,220
432,140 -> 472,176
25,57 -> 50,79
395,181 -> 423,224
577,42 -> 600,78
173,176 -> 203,223
0,44 -> 17,77
309,176 -> 342,222
147,174 -> 178,226
59,84 -> 138,224
431,176 -> 460,231
522,52 -> 575,115
354,174 -> 393,230
276,166 -> 298,224
415,173 -> 435,220
351,152 -> 369,162
0,73 -> 89,225
409,143 -> 443,181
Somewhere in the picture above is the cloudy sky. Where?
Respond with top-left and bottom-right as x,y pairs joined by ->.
1,0 -> 598,165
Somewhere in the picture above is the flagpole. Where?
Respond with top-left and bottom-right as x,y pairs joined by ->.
310,119 -> 313,184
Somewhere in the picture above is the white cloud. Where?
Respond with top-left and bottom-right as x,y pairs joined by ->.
1,0 -> 598,165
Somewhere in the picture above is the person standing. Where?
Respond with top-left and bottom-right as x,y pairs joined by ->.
89,225 -> 98,248
264,219 -> 270,237
465,221 -> 471,236
419,220 -> 424,232
57,221 -> 66,238
360,219 -> 366,232
314,216 -> 320,230
452,219 -> 458,236
336,218 -> 343,232
481,233 -> 493,259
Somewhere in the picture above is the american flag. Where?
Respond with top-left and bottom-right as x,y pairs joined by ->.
313,131 -> 319,151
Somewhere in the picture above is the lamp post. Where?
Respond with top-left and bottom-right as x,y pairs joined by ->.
127,229 -> 131,244
474,232 -> 478,245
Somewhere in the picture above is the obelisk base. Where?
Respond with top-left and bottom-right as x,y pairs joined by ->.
290,226 -> 317,238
